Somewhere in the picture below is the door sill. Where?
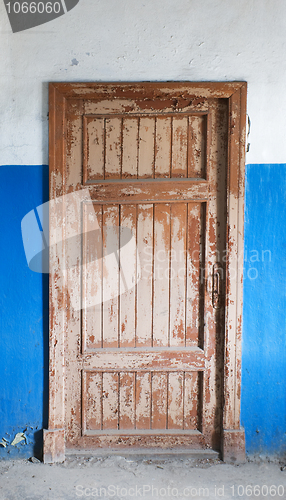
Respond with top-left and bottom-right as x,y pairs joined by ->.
65,447 -> 220,460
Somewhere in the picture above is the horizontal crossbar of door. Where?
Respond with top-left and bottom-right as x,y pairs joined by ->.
85,181 -> 209,203
83,112 -> 209,118
83,429 -> 203,436
81,348 -> 205,371
85,178 -> 208,184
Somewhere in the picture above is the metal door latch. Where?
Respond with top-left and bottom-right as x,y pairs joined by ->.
212,263 -> 222,309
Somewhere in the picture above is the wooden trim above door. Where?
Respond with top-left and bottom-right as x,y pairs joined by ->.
44,82 -> 247,464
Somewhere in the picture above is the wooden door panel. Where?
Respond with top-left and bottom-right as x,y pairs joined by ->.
61,89 -> 230,450
167,371 -> 184,430
155,117 -> 172,178
136,204 -> 153,347
82,370 -> 203,433
82,203 -> 103,350
151,372 -> 168,429
102,206 -> 120,348
169,203 -> 187,347
138,117 -> 155,178
83,114 -> 208,182
135,372 -> 151,430
102,372 -> 119,430
119,204 -> 137,348
119,372 -> 136,430
81,201 -> 206,351
171,117 -> 188,178
84,372 -> 102,431
184,372 -> 201,430
186,203 -> 205,347
84,117 -> 105,182
153,203 -> 170,347
122,118 -> 138,178
188,115 -> 207,178
105,118 -> 122,179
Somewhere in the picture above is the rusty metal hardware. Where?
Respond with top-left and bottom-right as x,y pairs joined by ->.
212,263 -> 222,309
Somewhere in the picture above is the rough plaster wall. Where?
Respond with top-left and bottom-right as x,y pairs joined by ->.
0,0 -> 286,165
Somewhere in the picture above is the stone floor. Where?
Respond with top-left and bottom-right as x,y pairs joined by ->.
1,452 -> 286,500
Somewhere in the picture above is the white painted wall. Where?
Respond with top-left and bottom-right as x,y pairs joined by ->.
1,0 -> 286,165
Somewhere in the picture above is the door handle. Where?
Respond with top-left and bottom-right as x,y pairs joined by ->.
212,263 -> 222,309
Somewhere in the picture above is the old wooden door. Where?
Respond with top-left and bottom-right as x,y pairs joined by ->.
45,83 -> 247,462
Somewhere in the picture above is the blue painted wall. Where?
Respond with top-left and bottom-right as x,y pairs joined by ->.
241,164 -> 286,456
0,163 -> 285,458
0,165 -> 49,459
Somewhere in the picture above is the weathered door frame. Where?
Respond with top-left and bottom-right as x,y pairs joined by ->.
43,82 -> 247,463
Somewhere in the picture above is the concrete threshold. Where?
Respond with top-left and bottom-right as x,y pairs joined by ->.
65,447 -> 220,460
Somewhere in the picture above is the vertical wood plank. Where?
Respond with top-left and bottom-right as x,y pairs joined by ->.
85,117 -> 105,182
151,372 -> 168,429
119,372 -> 135,430
82,203 -> 103,349
48,84 -> 66,433
102,373 -> 119,430
65,99 -> 83,189
155,117 -> 171,178
105,117 -> 122,179
153,204 -> 170,347
85,372 -> 102,430
171,117 -> 188,178
167,372 -> 184,430
169,203 -> 187,347
225,90 -> 243,429
135,372 -> 151,430
119,204 -> 137,348
102,205 -> 119,347
56,100 -> 83,447
186,203 -> 204,347
184,372 -> 198,430
122,118 -> 138,178
138,117 -> 155,178
136,204 -> 153,347
234,85 -> 247,429
204,101 -> 225,440
188,115 -> 207,178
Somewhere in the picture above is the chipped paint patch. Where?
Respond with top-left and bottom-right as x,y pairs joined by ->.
11,433 -> 27,446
